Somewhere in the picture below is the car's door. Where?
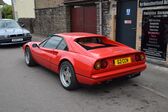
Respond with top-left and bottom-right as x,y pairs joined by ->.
50,38 -> 69,73
33,36 -> 62,69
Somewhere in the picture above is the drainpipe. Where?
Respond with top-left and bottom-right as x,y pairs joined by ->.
99,0 -> 103,35
0,5 -> 2,19
11,0 -> 18,20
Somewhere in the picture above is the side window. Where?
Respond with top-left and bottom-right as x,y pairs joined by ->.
43,36 -> 62,49
57,40 -> 68,51
39,39 -> 49,47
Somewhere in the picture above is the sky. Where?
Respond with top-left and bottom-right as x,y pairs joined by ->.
3,0 -> 12,5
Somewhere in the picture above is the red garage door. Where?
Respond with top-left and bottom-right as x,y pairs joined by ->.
71,6 -> 97,34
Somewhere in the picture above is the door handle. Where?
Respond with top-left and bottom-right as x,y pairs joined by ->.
132,28 -> 136,30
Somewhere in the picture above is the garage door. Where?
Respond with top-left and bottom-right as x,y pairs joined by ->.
71,6 -> 97,34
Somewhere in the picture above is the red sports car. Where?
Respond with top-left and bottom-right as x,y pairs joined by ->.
23,33 -> 146,90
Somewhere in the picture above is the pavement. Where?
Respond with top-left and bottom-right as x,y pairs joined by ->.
0,35 -> 168,112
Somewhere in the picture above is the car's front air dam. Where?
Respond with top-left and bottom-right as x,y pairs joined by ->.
76,64 -> 147,85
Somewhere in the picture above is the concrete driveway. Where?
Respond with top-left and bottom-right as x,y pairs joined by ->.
0,35 -> 168,112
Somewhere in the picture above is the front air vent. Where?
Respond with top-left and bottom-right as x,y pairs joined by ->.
9,34 -> 24,37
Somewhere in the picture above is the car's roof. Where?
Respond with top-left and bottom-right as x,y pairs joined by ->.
55,32 -> 104,39
0,19 -> 14,21
0,19 -> 15,21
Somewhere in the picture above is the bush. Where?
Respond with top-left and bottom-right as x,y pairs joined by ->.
1,5 -> 13,19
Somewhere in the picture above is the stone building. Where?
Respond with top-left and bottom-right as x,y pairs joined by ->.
32,0 -> 168,66
34,0 -> 117,38
0,0 -> 4,4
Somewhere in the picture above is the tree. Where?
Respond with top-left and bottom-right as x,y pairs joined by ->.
1,5 -> 13,19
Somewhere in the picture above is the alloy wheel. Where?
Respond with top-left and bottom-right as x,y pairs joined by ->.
60,65 -> 72,87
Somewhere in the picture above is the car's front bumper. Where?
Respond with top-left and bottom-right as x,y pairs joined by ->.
76,64 -> 147,85
0,36 -> 32,45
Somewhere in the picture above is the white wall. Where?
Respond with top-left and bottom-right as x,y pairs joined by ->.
13,0 -> 35,19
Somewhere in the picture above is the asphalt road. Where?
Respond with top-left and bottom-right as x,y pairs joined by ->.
0,36 -> 168,112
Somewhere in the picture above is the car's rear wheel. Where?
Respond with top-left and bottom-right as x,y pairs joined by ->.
25,47 -> 36,66
59,61 -> 79,90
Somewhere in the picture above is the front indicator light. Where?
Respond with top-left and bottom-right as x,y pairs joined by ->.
24,33 -> 31,37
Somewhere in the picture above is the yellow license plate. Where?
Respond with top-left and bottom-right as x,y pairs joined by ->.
114,57 -> 131,66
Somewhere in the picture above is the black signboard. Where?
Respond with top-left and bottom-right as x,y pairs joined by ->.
141,9 -> 168,61
139,0 -> 168,7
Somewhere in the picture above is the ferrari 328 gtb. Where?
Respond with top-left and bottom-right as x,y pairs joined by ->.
23,33 -> 146,90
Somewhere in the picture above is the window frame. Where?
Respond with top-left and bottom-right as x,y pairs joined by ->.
75,37 -> 115,50
56,39 -> 69,51
39,36 -> 62,49
39,35 -> 69,51
55,36 -> 69,51
39,38 -> 50,47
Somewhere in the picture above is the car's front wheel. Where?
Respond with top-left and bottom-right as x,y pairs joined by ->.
59,61 -> 79,90
25,47 -> 36,66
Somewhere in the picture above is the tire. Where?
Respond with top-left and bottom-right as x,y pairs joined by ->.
59,61 -> 79,90
25,47 -> 36,66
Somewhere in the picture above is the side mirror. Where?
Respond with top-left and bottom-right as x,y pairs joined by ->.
48,34 -> 53,37
21,24 -> 25,27
32,43 -> 39,48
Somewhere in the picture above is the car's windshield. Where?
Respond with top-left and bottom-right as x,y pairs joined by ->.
0,20 -> 21,29
0,21 -> 6,28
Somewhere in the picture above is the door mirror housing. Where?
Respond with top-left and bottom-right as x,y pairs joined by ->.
21,24 -> 25,27
32,43 -> 39,48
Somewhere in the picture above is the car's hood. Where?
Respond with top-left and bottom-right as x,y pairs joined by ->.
88,46 -> 137,59
0,28 -> 30,36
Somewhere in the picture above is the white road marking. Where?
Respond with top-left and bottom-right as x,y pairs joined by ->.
138,84 -> 168,100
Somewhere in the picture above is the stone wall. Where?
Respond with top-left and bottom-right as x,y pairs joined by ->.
34,6 -> 70,35
96,0 -> 117,40
35,0 -> 64,9
18,18 -> 35,33
18,6 -> 71,35
102,0 -> 116,40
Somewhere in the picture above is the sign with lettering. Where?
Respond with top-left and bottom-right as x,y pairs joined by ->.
126,9 -> 131,16
139,0 -> 168,7
141,9 -> 168,61
124,20 -> 132,24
